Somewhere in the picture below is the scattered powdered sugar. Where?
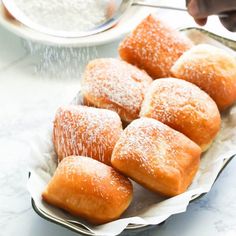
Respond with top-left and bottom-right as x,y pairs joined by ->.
22,40 -> 98,79
141,78 -> 218,123
81,58 -> 152,121
171,44 -> 236,110
53,105 -> 123,165
112,117 -> 196,177
14,0 -> 111,32
140,78 -> 221,148
119,14 -> 193,78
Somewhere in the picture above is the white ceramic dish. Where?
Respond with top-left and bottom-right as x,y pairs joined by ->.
0,1 -> 156,47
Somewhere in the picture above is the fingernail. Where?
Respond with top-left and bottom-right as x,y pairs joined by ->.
188,0 -> 199,16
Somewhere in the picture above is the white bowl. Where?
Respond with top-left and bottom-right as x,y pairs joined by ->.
0,1 -> 156,47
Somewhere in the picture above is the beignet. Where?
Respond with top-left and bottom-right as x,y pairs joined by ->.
111,118 -> 201,197
42,156 -> 133,224
171,44 -> 236,111
81,58 -> 153,123
53,105 -> 123,165
140,78 -> 221,151
119,14 -> 193,79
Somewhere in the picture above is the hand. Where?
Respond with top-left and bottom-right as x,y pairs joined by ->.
186,0 -> 236,32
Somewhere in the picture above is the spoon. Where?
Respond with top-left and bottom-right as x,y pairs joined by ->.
0,0 -> 224,38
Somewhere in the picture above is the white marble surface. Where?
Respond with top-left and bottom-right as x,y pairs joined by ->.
0,10 -> 236,236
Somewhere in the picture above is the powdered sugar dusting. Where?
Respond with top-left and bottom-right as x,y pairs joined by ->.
112,118 -> 200,179
53,105 -> 123,165
140,78 -> 221,149
23,40 -> 98,79
113,118 -> 179,176
81,58 -> 152,122
119,14 -> 193,79
171,44 -> 236,111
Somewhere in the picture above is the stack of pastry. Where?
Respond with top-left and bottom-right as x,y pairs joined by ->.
42,14 -> 236,225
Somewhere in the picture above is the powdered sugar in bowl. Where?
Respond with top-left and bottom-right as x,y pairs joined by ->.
0,0 -> 156,46
3,0 -> 123,37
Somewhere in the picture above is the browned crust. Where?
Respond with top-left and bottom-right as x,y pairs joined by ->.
171,44 -> 236,111
119,14 -> 193,79
140,78 -> 221,151
42,156 -> 133,225
111,118 -> 201,197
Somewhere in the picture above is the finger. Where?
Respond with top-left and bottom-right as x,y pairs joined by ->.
194,18 -> 207,26
219,11 -> 236,32
186,0 -> 191,7
188,0 -> 236,19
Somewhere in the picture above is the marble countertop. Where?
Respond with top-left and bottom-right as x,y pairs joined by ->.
0,10 -> 236,236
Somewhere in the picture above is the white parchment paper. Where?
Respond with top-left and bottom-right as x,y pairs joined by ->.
27,30 -> 236,236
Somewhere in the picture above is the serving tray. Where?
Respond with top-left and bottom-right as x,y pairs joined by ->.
28,28 -> 236,236
31,154 -> 235,235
